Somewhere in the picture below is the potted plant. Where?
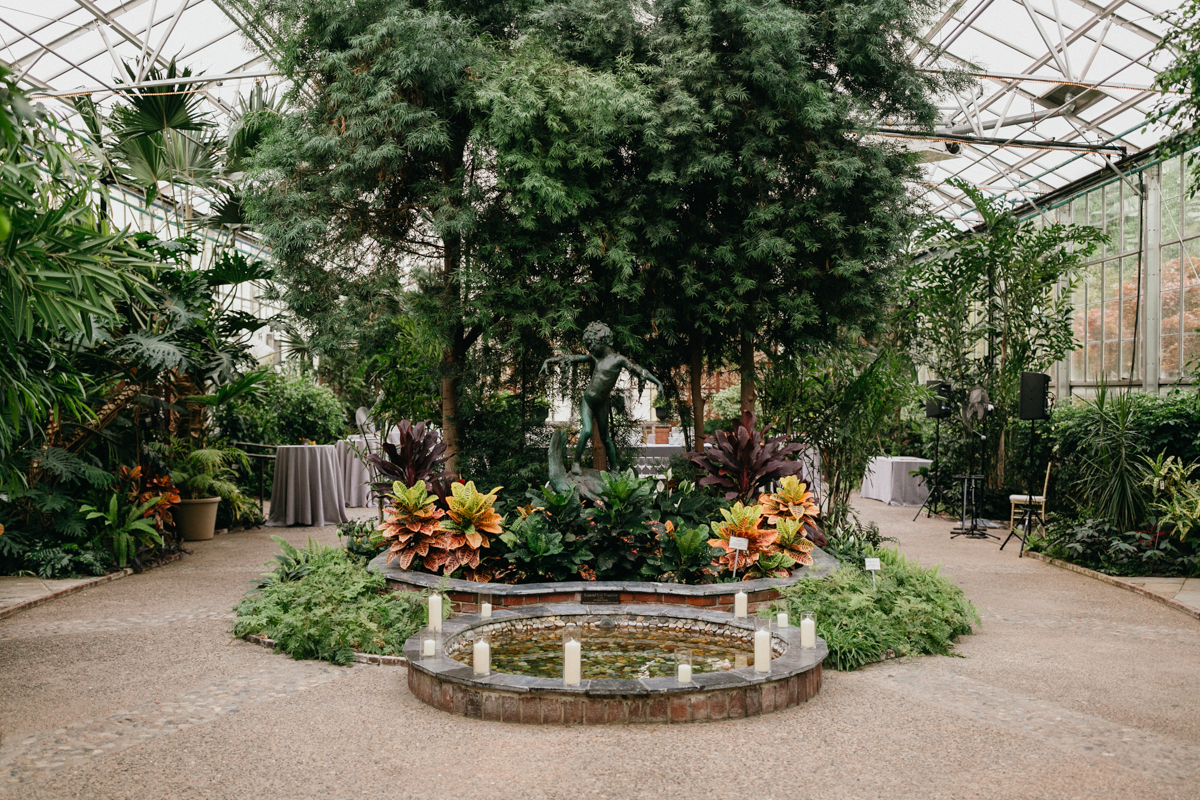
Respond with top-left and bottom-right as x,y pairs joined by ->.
153,441 -> 248,541
652,393 -> 672,422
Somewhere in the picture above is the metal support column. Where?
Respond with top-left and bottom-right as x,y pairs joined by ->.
1144,163 -> 1162,394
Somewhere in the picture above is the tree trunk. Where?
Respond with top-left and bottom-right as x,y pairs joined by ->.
690,338 -> 706,448
739,334 -> 756,416
441,355 -> 460,475
591,427 -> 607,471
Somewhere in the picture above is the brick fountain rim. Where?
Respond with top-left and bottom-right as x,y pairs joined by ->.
403,604 -> 828,724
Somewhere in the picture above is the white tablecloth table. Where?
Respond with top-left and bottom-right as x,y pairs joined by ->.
336,434 -> 385,508
266,445 -> 349,527
860,456 -> 933,507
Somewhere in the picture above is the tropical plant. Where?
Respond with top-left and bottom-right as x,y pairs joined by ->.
821,514 -> 897,564
745,551 -> 795,579
1142,454 -> 1200,540
438,481 -> 504,579
585,470 -> 657,580
1073,386 -> 1150,533
1029,516 -> 1200,577
117,465 -> 180,538
772,519 -> 815,568
366,420 -> 450,492
81,494 -> 165,569
1151,0 -> 1200,196
379,481 -> 447,572
759,476 -> 823,544
707,502 -> 777,577
501,511 -> 593,582
152,441 -> 248,501
685,412 -> 804,503
650,470 -> 726,533
643,521 -> 719,584
233,540 -> 427,665
909,180 -> 1105,489
338,518 -> 386,562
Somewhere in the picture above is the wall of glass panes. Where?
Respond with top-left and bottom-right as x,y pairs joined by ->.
1050,151 -> 1200,395
1158,155 -> 1200,384
1067,178 -> 1144,384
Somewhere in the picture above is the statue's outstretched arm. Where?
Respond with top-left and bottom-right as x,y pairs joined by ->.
540,353 -> 591,375
622,358 -> 665,393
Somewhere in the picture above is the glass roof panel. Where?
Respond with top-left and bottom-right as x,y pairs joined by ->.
0,0 -> 1187,226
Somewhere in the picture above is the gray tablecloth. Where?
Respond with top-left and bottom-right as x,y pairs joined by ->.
336,435 -> 383,508
860,456 -> 932,507
266,445 -> 348,527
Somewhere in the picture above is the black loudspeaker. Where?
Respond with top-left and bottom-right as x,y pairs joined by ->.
1019,372 -> 1051,420
925,381 -> 951,419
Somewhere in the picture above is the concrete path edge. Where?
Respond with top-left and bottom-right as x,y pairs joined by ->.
1024,550 -> 1200,621
240,632 -> 408,666
0,553 -> 183,621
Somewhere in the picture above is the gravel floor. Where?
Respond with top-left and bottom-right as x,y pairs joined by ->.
2,500 -> 1199,800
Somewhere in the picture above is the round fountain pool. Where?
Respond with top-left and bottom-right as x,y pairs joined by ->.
403,603 -> 827,725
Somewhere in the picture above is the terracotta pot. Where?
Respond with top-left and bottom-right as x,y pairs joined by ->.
177,497 -> 220,541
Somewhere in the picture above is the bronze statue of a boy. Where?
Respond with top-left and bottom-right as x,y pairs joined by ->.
541,322 -> 664,473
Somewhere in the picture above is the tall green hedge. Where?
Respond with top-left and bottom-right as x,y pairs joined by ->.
216,370 -> 349,446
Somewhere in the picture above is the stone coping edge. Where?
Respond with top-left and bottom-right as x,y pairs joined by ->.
369,547 -> 838,597
0,552 -> 183,621
1024,550 -> 1200,621
241,633 -> 408,666
404,603 -> 828,697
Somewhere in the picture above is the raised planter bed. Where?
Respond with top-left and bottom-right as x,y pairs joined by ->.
369,547 -> 839,613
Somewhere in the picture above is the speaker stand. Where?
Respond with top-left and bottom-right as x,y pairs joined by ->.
913,416 -> 943,521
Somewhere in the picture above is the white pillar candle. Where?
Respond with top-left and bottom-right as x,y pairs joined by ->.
800,617 -> 816,649
480,602 -> 492,619
563,639 -> 582,686
677,663 -> 692,684
734,591 -> 748,618
428,594 -> 443,632
754,628 -> 771,673
422,636 -> 436,657
777,611 -> 789,628
473,639 -> 490,676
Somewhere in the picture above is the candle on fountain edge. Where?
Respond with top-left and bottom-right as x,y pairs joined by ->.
422,635 -> 436,657
734,654 -> 748,670
428,594 -> 443,632
564,639 -> 582,686
777,611 -> 789,628
754,628 -> 771,673
480,602 -> 492,619
473,638 -> 491,676
800,615 -> 816,649
734,591 -> 748,618
677,663 -> 693,683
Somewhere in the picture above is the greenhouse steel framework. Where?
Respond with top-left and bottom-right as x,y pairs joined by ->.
0,0 -> 1195,390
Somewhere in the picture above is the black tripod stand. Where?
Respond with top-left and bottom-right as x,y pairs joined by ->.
1001,418 -> 1042,557
913,416 -> 943,521
950,428 -> 998,540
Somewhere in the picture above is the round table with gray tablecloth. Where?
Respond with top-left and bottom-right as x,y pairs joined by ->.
266,445 -> 349,527
336,434 -> 385,508
859,456 -> 933,507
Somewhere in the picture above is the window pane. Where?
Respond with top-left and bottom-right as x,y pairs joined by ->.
1103,340 -> 1120,379
1088,341 -> 1102,379
1184,238 -> 1200,287
1072,197 -> 1086,225
1183,285 -> 1200,340
1089,189 -> 1103,231
1184,332 -> 1200,377
1162,157 -> 1182,199
1186,193 -> 1200,238
1162,244 -> 1182,293
1162,334 -> 1180,382
1163,287 -> 1181,340
1104,259 -> 1119,302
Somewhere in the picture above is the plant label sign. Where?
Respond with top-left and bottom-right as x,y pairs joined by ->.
729,537 -> 749,551
864,558 -> 881,572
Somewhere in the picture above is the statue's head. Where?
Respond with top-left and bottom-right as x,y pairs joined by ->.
582,321 -> 614,352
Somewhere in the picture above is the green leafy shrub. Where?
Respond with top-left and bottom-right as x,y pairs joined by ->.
215,370 -> 348,446
233,538 -> 427,665
1028,517 -> 1200,577
338,518 -> 386,561
781,547 -> 978,671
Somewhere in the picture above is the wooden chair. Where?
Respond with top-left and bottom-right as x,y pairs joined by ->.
1009,462 -> 1051,530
